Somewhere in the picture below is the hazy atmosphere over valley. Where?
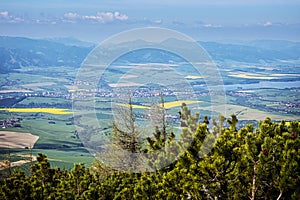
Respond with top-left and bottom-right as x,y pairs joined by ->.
0,1 -> 300,199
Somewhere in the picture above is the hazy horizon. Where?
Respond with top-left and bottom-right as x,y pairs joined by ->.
1,0 -> 299,43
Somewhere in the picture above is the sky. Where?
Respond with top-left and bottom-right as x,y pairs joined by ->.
0,0 -> 300,43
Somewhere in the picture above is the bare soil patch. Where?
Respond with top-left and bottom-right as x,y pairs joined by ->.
0,131 -> 39,149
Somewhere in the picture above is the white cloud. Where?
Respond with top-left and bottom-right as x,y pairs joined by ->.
0,11 -> 9,19
0,10 -> 128,25
263,21 -> 272,27
9,17 -> 24,23
114,12 -> 128,21
153,19 -> 162,24
64,12 -> 81,20
202,23 -> 222,28
125,17 -> 163,26
63,11 -> 128,23
0,11 -> 24,23
257,21 -> 274,27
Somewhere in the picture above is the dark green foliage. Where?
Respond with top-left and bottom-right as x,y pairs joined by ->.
0,106 -> 299,199
0,170 -> 32,200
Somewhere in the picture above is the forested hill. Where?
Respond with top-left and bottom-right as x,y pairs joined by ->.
0,106 -> 299,199
0,36 -> 93,73
1,36 -> 300,73
199,40 -> 300,62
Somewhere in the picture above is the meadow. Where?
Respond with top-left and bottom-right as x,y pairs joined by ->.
116,100 -> 201,109
0,95 -> 93,171
1,60 -> 299,172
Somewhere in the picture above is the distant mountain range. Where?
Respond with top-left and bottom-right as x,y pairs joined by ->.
1,36 -> 300,73
0,36 -> 93,73
200,40 -> 300,62
44,37 -> 95,48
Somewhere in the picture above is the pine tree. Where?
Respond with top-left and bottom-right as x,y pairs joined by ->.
0,107 -> 299,199
106,95 -> 144,172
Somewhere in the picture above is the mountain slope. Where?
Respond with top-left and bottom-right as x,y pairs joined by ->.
1,36 -> 300,73
199,40 -> 300,62
0,36 -> 92,73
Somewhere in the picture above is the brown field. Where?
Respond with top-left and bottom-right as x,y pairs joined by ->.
0,131 -> 39,149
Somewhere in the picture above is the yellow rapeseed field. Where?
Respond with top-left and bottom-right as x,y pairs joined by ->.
158,100 -> 200,109
0,108 -> 72,114
115,103 -> 150,109
117,100 -> 200,110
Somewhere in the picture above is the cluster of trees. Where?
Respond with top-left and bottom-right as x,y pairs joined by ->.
0,103 -> 299,199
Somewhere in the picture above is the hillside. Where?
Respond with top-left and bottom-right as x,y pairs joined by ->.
1,37 -> 300,74
0,36 -> 92,73
200,40 -> 300,62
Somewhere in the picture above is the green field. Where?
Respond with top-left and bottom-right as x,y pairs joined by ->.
1,63 -> 299,172
0,103 -> 94,171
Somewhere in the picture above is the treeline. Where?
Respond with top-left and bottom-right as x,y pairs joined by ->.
0,96 -> 26,108
16,102 -> 72,109
0,104 -> 299,199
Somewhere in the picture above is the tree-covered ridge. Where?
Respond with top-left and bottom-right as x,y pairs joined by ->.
0,104 -> 299,199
